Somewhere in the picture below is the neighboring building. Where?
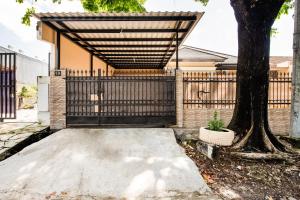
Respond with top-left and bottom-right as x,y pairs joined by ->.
0,45 -> 48,85
167,45 -> 292,74
269,56 -> 293,73
166,45 -> 237,71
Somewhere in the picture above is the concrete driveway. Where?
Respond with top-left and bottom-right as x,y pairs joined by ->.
0,128 -> 212,200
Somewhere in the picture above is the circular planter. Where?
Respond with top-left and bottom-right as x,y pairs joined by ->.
199,127 -> 235,146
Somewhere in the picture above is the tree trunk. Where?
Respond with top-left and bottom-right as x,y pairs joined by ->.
227,20 -> 252,140
228,0 -> 287,152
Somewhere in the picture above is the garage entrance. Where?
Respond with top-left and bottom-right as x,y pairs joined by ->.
66,70 -> 176,126
34,12 -> 203,128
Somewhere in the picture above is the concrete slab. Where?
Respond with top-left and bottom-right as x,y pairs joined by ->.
0,128 -> 212,200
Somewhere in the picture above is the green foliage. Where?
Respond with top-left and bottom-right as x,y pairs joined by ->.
195,0 -> 294,37
207,111 -> 224,132
22,7 -> 35,26
277,0 -> 294,20
194,0 -> 209,6
81,0 -> 146,12
18,86 -> 37,98
17,0 -> 146,26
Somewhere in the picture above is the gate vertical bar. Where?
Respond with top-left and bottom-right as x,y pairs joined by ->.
4,54 -> 7,118
98,69 -> 101,124
8,54 -> 12,117
0,54 -> 3,119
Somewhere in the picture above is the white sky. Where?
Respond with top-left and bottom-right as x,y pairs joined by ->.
0,0 -> 294,62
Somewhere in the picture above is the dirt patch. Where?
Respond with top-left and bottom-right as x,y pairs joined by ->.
181,141 -> 300,200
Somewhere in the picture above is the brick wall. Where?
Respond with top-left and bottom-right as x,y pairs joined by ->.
49,70 -> 66,129
183,108 -> 290,136
176,70 -> 184,127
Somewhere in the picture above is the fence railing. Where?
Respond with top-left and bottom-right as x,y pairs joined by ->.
183,72 -> 292,109
65,68 -> 176,125
0,53 -> 16,119
65,69 -> 175,77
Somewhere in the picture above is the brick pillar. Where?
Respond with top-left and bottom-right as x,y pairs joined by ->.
49,70 -> 66,129
176,70 -> 183,127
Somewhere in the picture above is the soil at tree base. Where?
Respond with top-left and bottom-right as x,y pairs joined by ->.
181,141 -> 300,200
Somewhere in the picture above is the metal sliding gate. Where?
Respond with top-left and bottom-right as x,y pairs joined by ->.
66,71 -> 176,126
0,53 -> 16,120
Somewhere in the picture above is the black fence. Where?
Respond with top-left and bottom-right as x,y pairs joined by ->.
66,69 -> 176,126
183,71 -> 292,109
0,53 -> 16,119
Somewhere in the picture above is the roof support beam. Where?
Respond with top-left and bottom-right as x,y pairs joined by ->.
103,56 -> 171,60
90,54 -> 93,77
37,12 -> 201,69
40,15 -> 197,22
56,30 -> 61,70
83,45 -> 176,48
93,50 -> 174,53
160,21 -> 182,67
106,63 -> 108,76
107,58 -> 169,61
61,28 -> 188,33
111,61 -> 168,64
101,54 -> 173,57
43,21 -> 99,65
56,21 -> 115,67
73,38 -> 183,42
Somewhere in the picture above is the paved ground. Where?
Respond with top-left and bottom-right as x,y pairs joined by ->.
0,123 -> 48,160
0,128 -> 214,200
1,108 -> 38,135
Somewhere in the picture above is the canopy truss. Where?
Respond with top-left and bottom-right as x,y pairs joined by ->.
34,12 -> 203,69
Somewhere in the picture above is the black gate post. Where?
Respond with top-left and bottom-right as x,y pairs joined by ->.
97,69 -> 101,124
0,53 -> 16,120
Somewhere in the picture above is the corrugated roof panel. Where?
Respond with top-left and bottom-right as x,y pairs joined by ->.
64,20 -> 177,30
35,12 -> 203,69
35,11 -> 202,18
76,32 -> 175,39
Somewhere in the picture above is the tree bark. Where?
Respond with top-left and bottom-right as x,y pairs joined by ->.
228,0 -> 287,152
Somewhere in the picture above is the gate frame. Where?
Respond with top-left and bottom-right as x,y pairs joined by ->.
65,70 -> 177,127
0,53 -> 16,120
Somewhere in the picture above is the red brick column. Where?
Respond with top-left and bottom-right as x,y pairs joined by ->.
49,70 -> 66,129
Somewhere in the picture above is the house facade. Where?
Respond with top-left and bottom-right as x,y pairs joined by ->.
35,12 -> 203,128
34,12 -> 291,136
166,45 -> 293,74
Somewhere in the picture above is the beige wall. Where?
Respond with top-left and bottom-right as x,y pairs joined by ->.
60,35 -> 90,70
60,35 -> 114,74
41,23 -> 55,44
93,57 -> 114,76
40,23 -> 114,74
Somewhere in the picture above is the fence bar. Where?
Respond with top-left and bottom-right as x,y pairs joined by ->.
183,71 -> 292,109
65,69 -> 176,125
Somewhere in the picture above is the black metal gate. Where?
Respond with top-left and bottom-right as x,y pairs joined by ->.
0,53 -> 16,120
66,70 -> 176,126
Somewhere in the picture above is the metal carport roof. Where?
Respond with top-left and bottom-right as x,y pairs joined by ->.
34,12 -> 203,69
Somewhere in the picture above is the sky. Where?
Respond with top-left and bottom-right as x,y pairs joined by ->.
0,0 -> 295,62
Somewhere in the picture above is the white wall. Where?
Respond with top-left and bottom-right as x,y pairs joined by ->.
0,46 -> 48,85
16,54 -> 48,85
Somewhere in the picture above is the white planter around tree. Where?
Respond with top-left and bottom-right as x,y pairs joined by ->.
199,127 -> 235,146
